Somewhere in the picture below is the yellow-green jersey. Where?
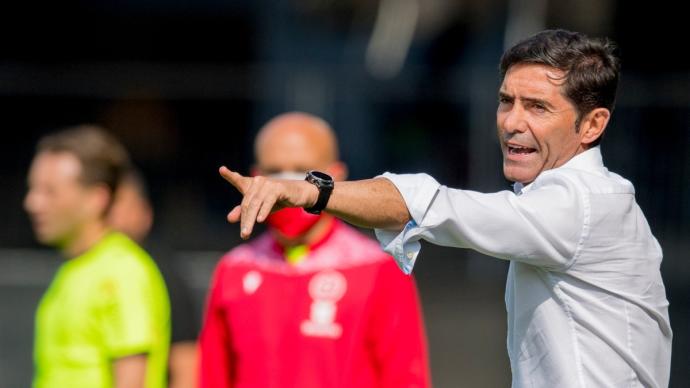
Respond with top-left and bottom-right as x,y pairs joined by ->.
33,232 -> 171,388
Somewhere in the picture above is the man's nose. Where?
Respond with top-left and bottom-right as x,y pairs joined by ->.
24,189 -> 44,214
501,106 -> 528,134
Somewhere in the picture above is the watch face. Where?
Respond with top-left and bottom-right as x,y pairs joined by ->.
304,170 -> 334,214
310,170 -> 332,182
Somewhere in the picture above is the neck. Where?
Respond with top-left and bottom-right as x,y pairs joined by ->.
61,221 -> 109,259
274,215 -> 336,248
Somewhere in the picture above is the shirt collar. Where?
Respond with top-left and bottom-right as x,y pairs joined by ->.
513,146 -> 604,195
560,145 -> 604,171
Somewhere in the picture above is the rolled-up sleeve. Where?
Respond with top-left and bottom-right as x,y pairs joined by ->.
374,173 -> 440,274
375,172 -> 586,274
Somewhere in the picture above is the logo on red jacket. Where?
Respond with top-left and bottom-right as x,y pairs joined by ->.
300,270 -> 347,339
242,270 -> 263,295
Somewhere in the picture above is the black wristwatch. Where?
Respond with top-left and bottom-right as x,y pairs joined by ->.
304,170 -> 334,214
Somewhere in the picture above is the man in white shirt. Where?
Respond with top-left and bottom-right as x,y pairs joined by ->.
217,29 -> 672,387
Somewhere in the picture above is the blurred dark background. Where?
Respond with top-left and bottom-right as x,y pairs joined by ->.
0,0 -> 688,387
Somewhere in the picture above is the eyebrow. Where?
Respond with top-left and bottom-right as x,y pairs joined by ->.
498,91 -> 555,110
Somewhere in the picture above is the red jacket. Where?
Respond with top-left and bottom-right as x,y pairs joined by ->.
200,220 -> 430,388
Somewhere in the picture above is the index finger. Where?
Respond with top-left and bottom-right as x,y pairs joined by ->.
219,166 -> 250,194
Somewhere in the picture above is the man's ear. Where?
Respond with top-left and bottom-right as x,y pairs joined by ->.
327,161 -> 348,181
579,107 -> 610,146
88,184 -> 112,219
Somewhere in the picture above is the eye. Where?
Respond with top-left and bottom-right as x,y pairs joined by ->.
528,102 -> 548,113
498,95 -> 512,104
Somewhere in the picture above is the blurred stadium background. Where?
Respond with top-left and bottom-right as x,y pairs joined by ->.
0,1 -> 688,386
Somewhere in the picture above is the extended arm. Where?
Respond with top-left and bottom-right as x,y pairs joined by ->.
219,167 -> 410,239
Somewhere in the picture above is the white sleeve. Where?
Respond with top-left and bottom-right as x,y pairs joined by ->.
375,172 -> 585,274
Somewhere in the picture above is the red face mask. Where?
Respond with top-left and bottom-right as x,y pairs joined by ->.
266,207 -> 323,239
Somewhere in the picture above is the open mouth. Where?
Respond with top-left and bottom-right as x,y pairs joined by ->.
507,145 -> 537,155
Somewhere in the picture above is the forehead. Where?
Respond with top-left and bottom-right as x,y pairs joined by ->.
500,63 -> 568,99
29,151 -> 83,184
257,132 -> 323,169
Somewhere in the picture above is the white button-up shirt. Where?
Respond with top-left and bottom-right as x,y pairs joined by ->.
375,147 -> 672,387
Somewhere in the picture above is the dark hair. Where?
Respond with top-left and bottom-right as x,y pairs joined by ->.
499,29 -> 620,143
36,124 -> 131,195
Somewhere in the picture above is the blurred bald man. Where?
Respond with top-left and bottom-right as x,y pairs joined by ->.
199,112 -> 431,388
